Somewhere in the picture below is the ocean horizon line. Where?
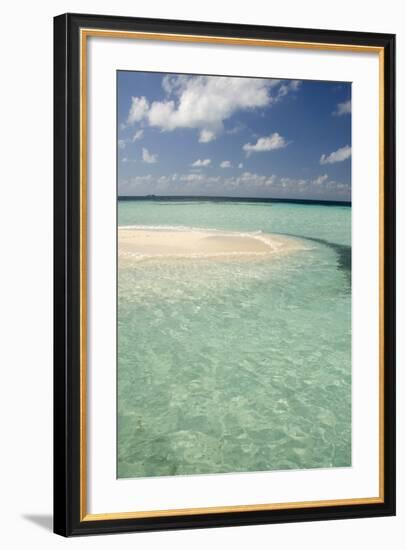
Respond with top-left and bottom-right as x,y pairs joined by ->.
118,195 -> 351,207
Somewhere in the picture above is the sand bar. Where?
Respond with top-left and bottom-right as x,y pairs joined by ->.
118,227 -> 302,261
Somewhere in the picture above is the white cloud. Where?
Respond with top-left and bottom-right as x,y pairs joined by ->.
280,177 -> 307,188
179,174 -> 204,182
118,170 -> 350,200
275,80 -> 301,100
118,139 -> 126,149
220,160 -> 232,168
226,124 -> 244,135
237,172 -> 277,187
333,100 -> 351,116
142,147 -> 158,164
320,145 -> 351,165
243,133 -> 288,156
127,96 -> 149,125
199,129 -> 216,143
132,129 -> 144,141
313,174 -> 329,185
161,74 -> 189,95
191,158 -> 211,167
125,75 -> 300,142
238,163 -> 243,169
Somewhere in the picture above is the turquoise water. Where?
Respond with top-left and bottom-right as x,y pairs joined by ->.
117,200 -> 351,478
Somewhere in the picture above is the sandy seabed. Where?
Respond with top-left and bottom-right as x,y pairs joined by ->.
118,227 -> 302,261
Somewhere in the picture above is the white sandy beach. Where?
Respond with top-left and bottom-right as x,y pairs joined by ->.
118,227 -> 302,261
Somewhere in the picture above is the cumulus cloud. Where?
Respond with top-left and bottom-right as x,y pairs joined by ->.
333,100 -> 351,116
226,124 -> 244,135
179,173 -> 204,182
161,74 -> 189,95
142,147 -> 158,164
199,130 -> 216,143
243,133 -> 288,156
313,174 -> 329,185
238,172 -> 277,187
191,158 -> 211,167
127,96 -> 149,124
118,170 -> 350,200
220,160 -> 232,168
118,139 -> 126,149
132,129 -> 144,141
125,75 -> 300,142
238,163 -> 243,169
275,80 -> 302,101
320,145 -> 351,165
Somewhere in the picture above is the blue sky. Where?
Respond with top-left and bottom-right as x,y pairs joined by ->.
117,71 -> 351,201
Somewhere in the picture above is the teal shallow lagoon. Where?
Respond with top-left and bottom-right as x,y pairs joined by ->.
117,200 -> 351,478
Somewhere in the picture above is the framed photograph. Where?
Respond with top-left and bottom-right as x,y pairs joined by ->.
54,13 -> 395,536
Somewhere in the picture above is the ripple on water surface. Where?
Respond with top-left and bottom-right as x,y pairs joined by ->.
117,203 -> 351,478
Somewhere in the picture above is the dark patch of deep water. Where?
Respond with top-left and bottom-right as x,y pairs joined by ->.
280,233 -> 351,283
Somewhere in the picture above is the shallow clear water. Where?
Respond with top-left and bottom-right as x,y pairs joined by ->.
117,200 -> 351,478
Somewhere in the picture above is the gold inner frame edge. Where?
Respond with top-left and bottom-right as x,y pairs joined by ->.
79,28 -> 385,522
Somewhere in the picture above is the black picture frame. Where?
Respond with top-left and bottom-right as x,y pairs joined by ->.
54,12 -> 396,537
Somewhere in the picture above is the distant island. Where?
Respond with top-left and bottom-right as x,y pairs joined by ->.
118,195 -> 351,207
